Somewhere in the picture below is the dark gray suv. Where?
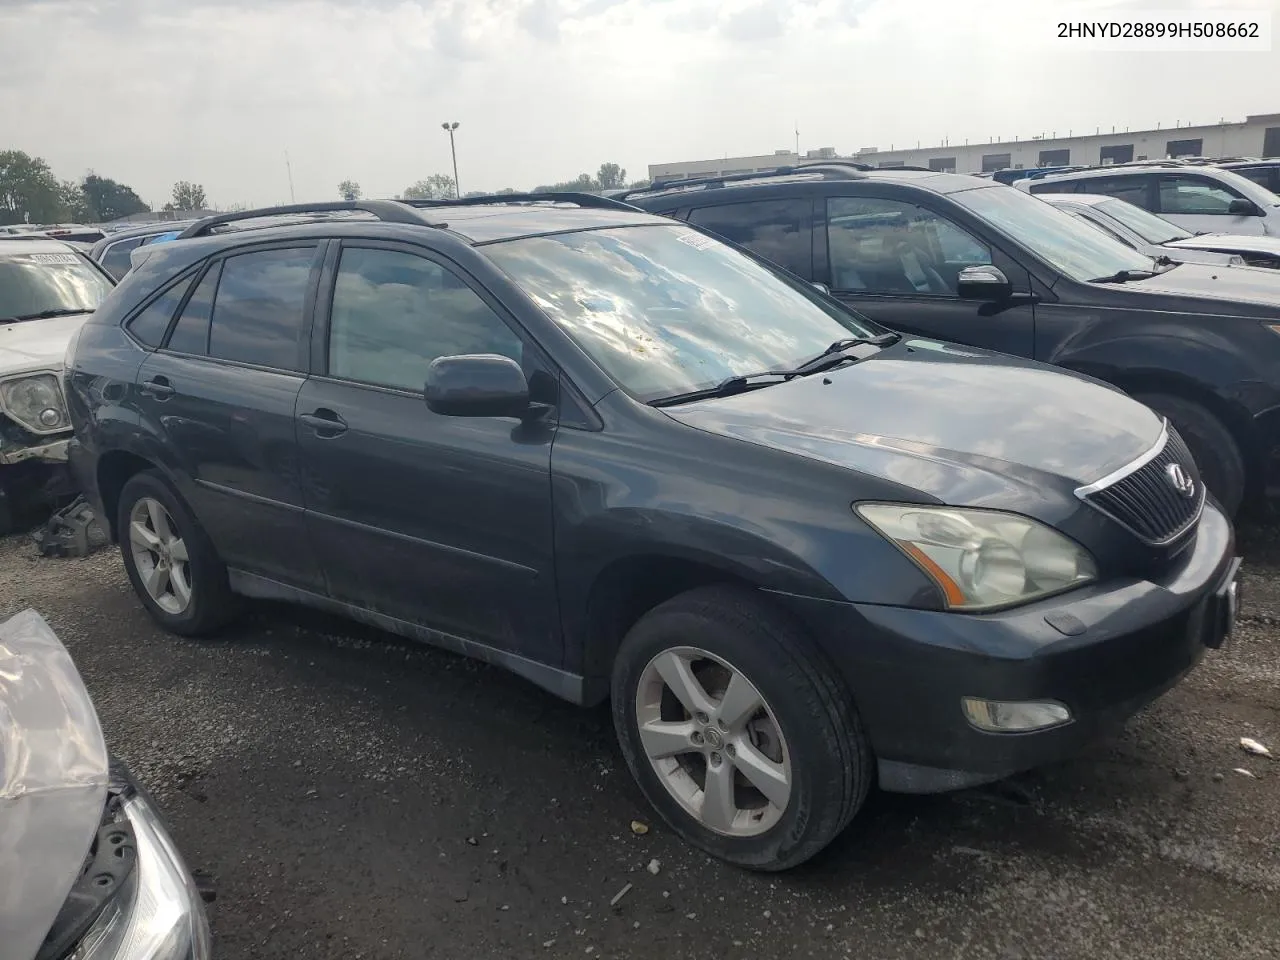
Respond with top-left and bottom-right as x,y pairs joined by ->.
65,197 -> 1238,870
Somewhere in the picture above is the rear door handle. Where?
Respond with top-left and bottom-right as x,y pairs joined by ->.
299,409 -> 348,436
139,376 -> 175,399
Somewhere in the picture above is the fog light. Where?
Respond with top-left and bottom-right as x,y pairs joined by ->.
962,697 -> 1072,732
39,406 -> 63,427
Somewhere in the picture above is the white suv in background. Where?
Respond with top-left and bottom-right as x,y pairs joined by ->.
1019,163 -> 1280,237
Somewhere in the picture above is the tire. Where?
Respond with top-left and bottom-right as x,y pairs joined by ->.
611,585 -> 871,871
1134,393 -> 1246,516
116,469 -> 240,636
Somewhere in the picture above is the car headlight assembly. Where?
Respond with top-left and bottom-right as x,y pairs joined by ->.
1,373 -> 70,433
71,794 -> 211,960
856,503 -> 1098,611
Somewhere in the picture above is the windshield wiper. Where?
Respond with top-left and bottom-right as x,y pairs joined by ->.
1089,269 -> 1158,284
649,333 -> 901,408
2,308 -> 89,323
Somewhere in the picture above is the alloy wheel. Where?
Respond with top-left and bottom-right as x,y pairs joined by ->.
128,497 -> 193,615
635,646 -> 792,837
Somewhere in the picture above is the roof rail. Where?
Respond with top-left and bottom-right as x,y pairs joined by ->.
401,191 -> 640,212
177,200 -> 443,240
616,164 -> 869,201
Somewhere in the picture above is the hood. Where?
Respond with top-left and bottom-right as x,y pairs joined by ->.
664,340 -> 1162,507
1164,233 -> 1280,258
0,609 -> 110,960
1113,261 -> 1280,315
0,313 -> 92,374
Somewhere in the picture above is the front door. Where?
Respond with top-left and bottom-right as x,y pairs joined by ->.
820,195 -> 1036,358
296,242 -> 558,660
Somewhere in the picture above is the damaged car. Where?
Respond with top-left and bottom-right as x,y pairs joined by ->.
1,609 -> 211,960
0,237 -> 114,533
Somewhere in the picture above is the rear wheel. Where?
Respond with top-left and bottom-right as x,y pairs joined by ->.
117,470 -> 239,635
1135,393 -> 1245,516
611,585 -> 871,871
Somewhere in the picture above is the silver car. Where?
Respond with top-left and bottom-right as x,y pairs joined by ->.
1040,193 -> 1280,269
1,609 -> 211,960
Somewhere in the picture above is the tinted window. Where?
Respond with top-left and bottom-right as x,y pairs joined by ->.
827,197 -> 991,296
125,277 -> 192,348
1233,167 -> 1274,189
686,199 -> 812,277
328,248 -> 522,392
207,247 -> 315,370
1076,175 -> 1152,208
1158,175 -> 1242,215
485,224 -> 880,403
100,236 -> 145,279
167,263 -> 220,355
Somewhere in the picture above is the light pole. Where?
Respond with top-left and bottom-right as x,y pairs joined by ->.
441,121 -> 460,198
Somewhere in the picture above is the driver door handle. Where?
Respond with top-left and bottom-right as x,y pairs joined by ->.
299,409 -> 348,437
139,376 -> 175,399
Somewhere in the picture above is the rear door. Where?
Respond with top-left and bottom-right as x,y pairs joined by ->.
817,191 -> 1037,357
133,242 -> 323,589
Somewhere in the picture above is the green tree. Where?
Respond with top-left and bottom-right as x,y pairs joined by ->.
338,179 -> 362,201
81,173 -> 150,222
402,174 -> 456,200
171,180 -> 207,211
596,162 -> 626,190
59,179 -> 90,221
0,150 -> 63,225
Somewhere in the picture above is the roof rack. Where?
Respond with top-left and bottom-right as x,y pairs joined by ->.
401,191 -> 639,212
616,164 -> 871,201
177,200 -> 444,240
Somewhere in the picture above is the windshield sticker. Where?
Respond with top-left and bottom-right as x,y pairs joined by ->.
904,338 -> 985,358
22,253 -> 81,265
676,231 -> 716,250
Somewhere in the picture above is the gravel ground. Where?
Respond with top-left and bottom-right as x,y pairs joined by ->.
2,523 -> 1277,960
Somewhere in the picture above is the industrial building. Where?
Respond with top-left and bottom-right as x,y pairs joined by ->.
648,112 -> 1280,181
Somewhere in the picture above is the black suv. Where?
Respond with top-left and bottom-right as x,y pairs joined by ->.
624,165 -> 1280,515
66,197 -> 1238,870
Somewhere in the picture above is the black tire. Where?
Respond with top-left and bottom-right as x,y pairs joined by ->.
1134,393 -> 1246,516
611,585 -> 871,871
116,469 -> 240,636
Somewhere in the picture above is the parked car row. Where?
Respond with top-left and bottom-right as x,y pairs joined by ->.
53,190 -> 1242,871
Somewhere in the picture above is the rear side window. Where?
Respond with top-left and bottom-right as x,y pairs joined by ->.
206,247 -> 316,370
1076,175 -> 1153,208
100,236 -> 145,279
125,277 -> 194,348
687,199 -> 813,277
166,263 -> 220,355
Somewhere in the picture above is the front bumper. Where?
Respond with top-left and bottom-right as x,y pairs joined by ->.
778,499 -> 1238,793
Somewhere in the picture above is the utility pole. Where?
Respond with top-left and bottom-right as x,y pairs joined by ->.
442,122 -> 461,197
284,150 -> 296,203
795,121 -> 799,158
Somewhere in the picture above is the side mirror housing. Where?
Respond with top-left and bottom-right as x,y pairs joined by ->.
1228,197 -> 1261,216
424,354 -> 529,418
956,264 -> 1013,301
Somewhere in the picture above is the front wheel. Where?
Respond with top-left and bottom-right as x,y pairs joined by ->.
1134,393 -> 1245,516
611,585 -> 871,871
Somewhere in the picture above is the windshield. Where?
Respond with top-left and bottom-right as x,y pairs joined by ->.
1096,198 -> 1192,243
0,249 -> 113,322
955,186 -> 1156,282
485,224 -> 881,402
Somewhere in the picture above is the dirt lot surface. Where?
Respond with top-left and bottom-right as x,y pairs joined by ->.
2,522 -> 1276,960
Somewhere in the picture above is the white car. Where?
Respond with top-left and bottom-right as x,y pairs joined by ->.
1019,163 -> 1280,237
1040,193 -> 1280,269
0,237 -> 114,533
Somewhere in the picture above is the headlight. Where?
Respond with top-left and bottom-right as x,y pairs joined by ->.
0,373 -> 69,433
72,795 -> 211,960
856,503 -> 1098,610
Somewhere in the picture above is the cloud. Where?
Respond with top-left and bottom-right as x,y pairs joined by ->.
721,0 -> 788,41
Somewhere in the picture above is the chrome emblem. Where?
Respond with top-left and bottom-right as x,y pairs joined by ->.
1166,463 -> 1196,498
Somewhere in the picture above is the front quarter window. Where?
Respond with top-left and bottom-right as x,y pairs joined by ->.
484,224 -> 881,402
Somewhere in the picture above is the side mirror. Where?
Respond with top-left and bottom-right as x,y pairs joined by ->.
1228,198 -> 1261,216
811,282 -> 831,295
956,264 -> 1013,301
424,354 -> 529,418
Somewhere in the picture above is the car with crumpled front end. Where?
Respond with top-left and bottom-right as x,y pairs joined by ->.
66,197 -> 1240,870
1,609 -> 210,960
0,236 -> 114,533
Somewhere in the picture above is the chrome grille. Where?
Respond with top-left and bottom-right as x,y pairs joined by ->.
1077,424 -> 1205,545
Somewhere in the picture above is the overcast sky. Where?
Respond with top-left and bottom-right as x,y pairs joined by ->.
1,0 -> 1276,208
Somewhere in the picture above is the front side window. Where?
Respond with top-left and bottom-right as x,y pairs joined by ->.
206,246 -> 316,370
327,247 -> 523,392
827,197 -> 991,296
1158,175 -> 1243,215
484,224 -> 880,403
954,184 -> 1154,283
1095,198 -> 1191,243
686,199 -> 812,277
0,248 -> 114,323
